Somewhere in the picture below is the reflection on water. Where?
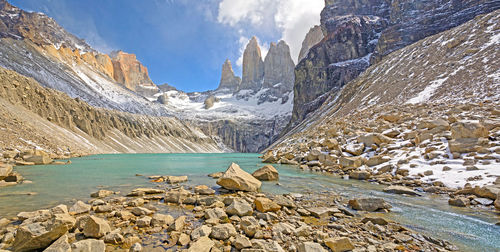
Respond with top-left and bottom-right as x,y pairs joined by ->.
0,153 -> 499,251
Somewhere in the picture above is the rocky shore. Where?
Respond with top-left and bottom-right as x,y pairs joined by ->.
263,102 -> 500,214
0,163 -> 456,251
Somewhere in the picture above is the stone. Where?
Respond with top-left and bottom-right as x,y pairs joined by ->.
255,197 -> 281,212
13,213 -> 76,252
69,201 -> 92,214
129,243 -> 142,252
298,25 -> 324,62
234,235 -> 252,250
194,185 -> 215,195
43,234 -> 71,252
131,207 -> 153,216
167,216 -> 186,232
339,156 -> 363,168
210,223 -> 237,240
204,95 -> 218,109
361,217 -> 389,225
110,51 -> 155,92
136,216 -> 152,228
348,198 -> 392,212
307,207 -> 339,218
216,163 -> 262,192
204,207 -> 228,220
324,237 -> 355,252
116,211 -> 134,221
383,185 -> 422,196
298,242 -> 327,252
103,231 -> 125,245
191,225 -> 212,240
274,195 -> 297,209
164,187 -> 191,204
0,164 -> 12,180
343,143 -> 364,156
349,170 -> 371,180
240,36 -> 265,91
448,197 -> 470,207
449,138 -> 488,153
188,236 -> 214,252
357,133 -> 393,147
94,205 -> 112,213
366,155 -> 390,167
208,172 -> 224,179
71,239 -> 105,252
177,233 -> 190,246
167,175 -> 188,184
226,199 -> 253,216
495,193 -> 500,210
90,190 -> 113,198
83,216 -> 111,238
128,188 -> 165,196
217,59 -> 241,91
252,165 -> 279,181
240,216 -> 259,237
24,154 -> 53,165
151,214 -> 174,227
451,121 -> 489,139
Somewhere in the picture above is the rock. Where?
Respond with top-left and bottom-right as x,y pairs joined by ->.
177,233 -> 190,246
298,242 -> 327,252
216,163 -> 262,192
83,216 -> 111,238
71,239 -> 105,252
191,225 -> 212,240
164,187 -> 191,204
129,243 -> 142,252
13,214 -> 76,251
43,234 -> 71,252
24,154 -> 53,165
90,190 -> 113,198
349,170 -> 370,180
131,207 -> 153,216
136,216 -> 152,228
187,236 -> 214,252
263,40 -> 295,92
167,216 -> 186,232
240,36 -> 265,91
128,188 -> 165,196
274,195 -> 297,209
307,207 -> 339,218
252,165 -> 279,181
357,133 -> 393,147
339,156 -> 363,168
0,164 -> 12,180
234,235 -> 252,250
298,25 -> 324,62
110,51 -> 156,92
366,155 -> 390,167
204,95 -> 218,109
217,59 -> 241,91
383,185 -> 422,196
151,214 -> 174,227
448,138 -> 488,153
156,93 -> 169,104
451,121 -> 489,139
448,197 -> 470,207
343,143 -> 364,156
94,205 -> 112,213
361,217 -> 389,225
472,198 -> 493,206
167,175 -> 188,184
103,231 -> 125,245
226,199 -> 253,216
240,216 -> 259,237
3,172 -> 23,182
348,198 -> 392,212
208,172 -> 224,179
324,237 -> 355,252
116,211 -> 134,221
495,193 -> 500,210
210,223 -> 237,240
194,185 -> 215,195
254,197 -> 281,212
204,207 -> 228,220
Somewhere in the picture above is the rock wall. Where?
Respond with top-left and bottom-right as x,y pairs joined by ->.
217,59 -> 241,91
110,51 -> 158,94
263,41 -> 295,94
239,37 -> 265,91
298,25 -> 324,63
287,0 -> 500,132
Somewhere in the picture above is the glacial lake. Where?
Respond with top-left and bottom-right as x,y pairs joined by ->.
0,153 -> 499,251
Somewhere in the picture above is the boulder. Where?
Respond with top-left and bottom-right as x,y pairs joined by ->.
0,164 -> 12,180
208,172 -> 224,179
90,190 -> 113,198
298,242 -> 327,252
343,143 -> 364,156
71,239 -> 105,252
13,214 -> 76,252
194,185 -> 215,195
307,207 -> 340,218
83,216 -> 111,238
348,198 -> 392,212
324,237 -> 355,252
131,207 -> 153,216
103,230 -> 125,245
210,223 -> 237,240
226,199 -> 253,216
451,121 -> 489,139
167,175 -> 188,184
187,236 -> 214,252
252,165 -> 279,181
383,185 -> 422,196
136,216 -> 152,228
349,170 -> 370,180
448,197 -> 470,207
216,163 -> 262,192
151,214 -> 174,227
240,216 -> 259,237
204,207 -> 228,220
164,187 -> 191,204
339,156 -> 363,168
448,138 -> 488,153
495,193 -> 500,210
43,234 -> 71,252
24,155 -> 53,165
254,197 -> 281,212
191,225 -> 212,240
357,133 -> 392,146
366,155 -> 390,167
234,235 -> 252,250
167,216 -> 186,232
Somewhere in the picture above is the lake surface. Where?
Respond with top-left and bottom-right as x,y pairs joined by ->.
0,153 -> 499,251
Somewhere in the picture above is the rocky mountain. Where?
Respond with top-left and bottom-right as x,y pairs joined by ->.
263,41 -> 295,94
297,25 -> 324,63
286,0 -> 500,132
240,37 -> 265,91
110,51 -> 159,97
217,59 -> 241,91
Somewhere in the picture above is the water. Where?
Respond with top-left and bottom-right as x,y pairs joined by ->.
0,153 -> 499,251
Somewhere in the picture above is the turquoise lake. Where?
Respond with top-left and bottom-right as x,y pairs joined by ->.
0,153 -> 499,251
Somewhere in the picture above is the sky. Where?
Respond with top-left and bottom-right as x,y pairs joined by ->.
10,0 -> 324,92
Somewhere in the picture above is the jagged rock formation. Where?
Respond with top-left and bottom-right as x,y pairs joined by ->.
298,25 -> 324,63
239,37 -> 265,91
0,67 -> 221,154
217,59 -> 241,91
110,51 -> 159,96
287,0 -> 500,132
263,41 -> 295,93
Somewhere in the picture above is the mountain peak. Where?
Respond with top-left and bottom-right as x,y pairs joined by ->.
217,58 -> 241,91
239,36 -> 264,91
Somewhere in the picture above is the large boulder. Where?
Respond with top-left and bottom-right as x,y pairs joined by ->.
187,236 -> 214,252
24,154 -> 53,165
324,237 -> 355,252
348,198 -> 392,212
254,197 -> 281,213
12,214 -> 76,252
252,165 -> 279,181
210,223 -> 237,240
71,239 -> 105,252
339,156 -> 363,168
298,242 -> 327,252
451,121 -> 489,139
83,216 -> 111,238
226,199 -> 253,216
216,163 -> 262,192
448,138 -> 488,153
357,133 -> 392,147
0,164 -> 12,180
43,234 -> 71,252
69,201 -> 91,215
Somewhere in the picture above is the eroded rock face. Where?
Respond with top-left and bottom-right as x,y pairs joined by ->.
287,0 -> 500,132
263,41 -> 295,93
110,51 -> 158,93
240,37 -> 264,91
217,59 -> 241,91
298,25 -> 324,63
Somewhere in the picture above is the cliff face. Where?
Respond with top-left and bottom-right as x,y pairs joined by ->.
217,59 -> 241,91
110,51 -> 159,96
263,41 -> 295,94
298,25 -> 324,63
287,0 -> 500,131
239,37 -> 265,91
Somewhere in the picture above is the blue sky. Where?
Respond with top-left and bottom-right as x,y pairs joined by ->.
10,0 -> 323,92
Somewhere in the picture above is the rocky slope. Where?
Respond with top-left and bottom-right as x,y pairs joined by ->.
265,10 -> 500,199
287,0 -> 500,131
0,67 -> 222,154
110,51 -> 159,97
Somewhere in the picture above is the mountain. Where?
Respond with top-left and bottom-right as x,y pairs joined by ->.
266,8 -> 500,188
217,59 -> 241,92
286,0 -> 500,133
297,25 -> 324,63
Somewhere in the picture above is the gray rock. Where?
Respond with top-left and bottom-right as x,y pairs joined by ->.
225,199 -> 253,217
210,223 -> 237,240
83,216 -> 111,238
71,239 -> 105,252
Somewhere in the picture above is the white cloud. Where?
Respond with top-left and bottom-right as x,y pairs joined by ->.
217,0 -> 323,63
